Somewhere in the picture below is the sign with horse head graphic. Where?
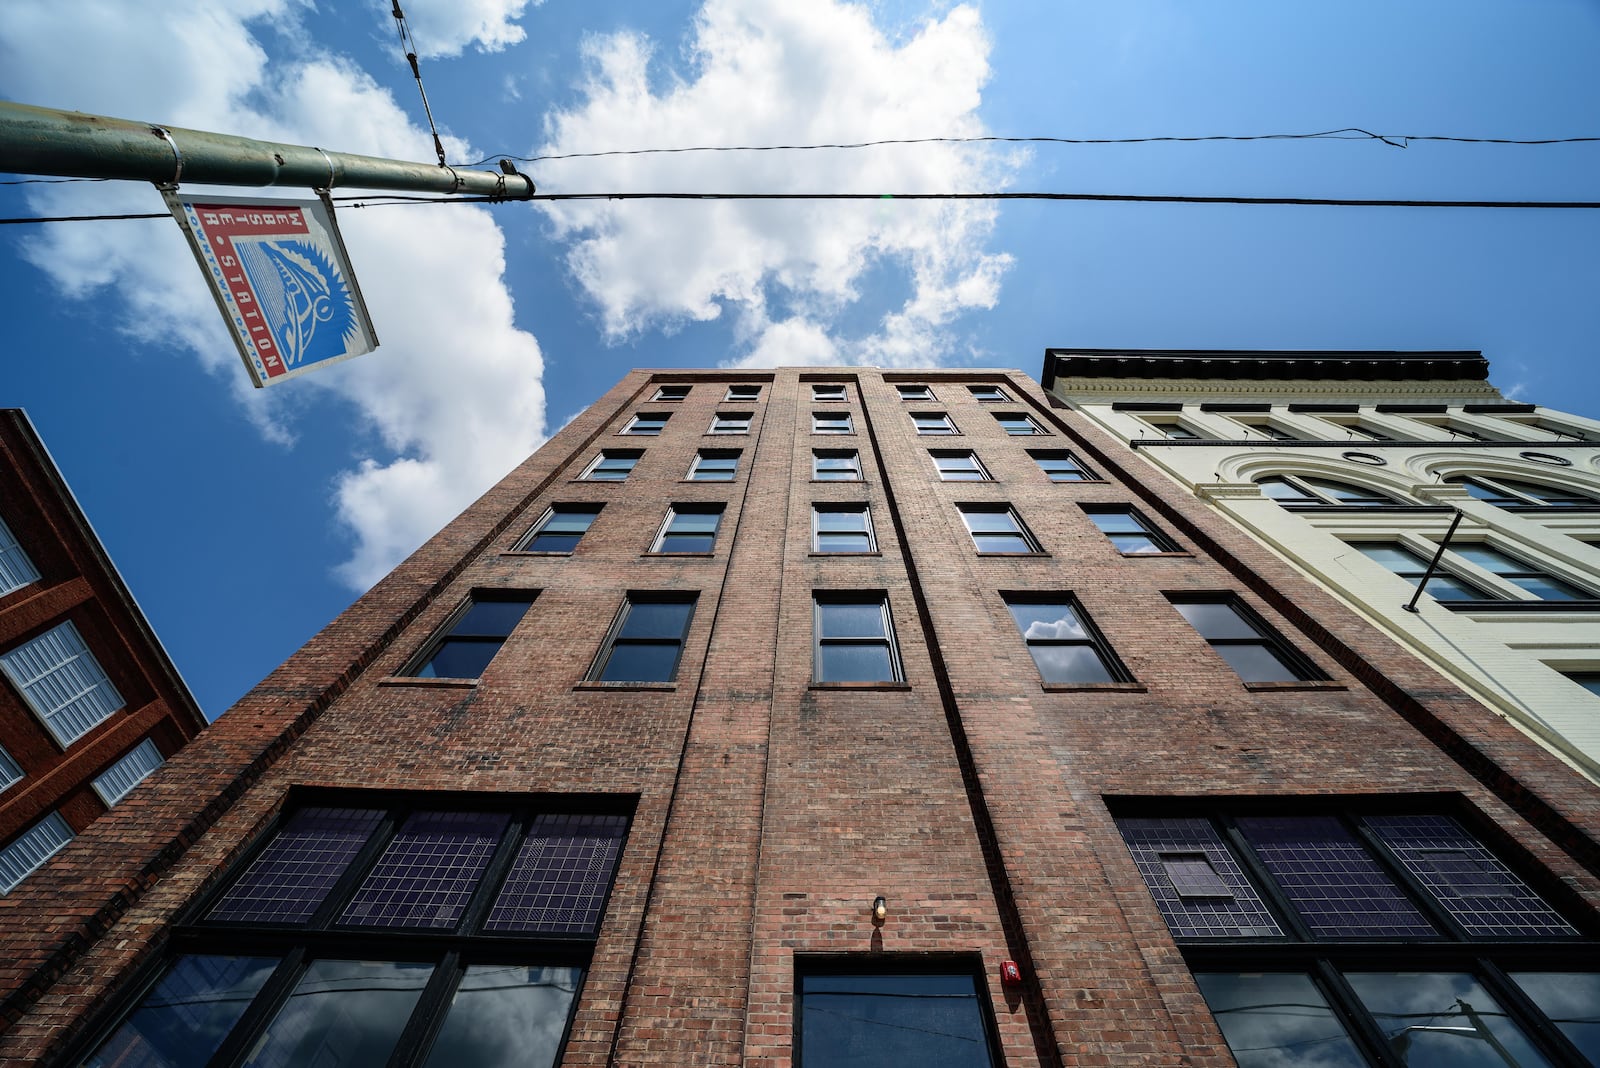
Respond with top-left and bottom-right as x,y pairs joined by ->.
164,191 -> 378,387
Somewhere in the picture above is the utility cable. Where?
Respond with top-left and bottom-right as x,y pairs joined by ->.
390,0 -> 447,168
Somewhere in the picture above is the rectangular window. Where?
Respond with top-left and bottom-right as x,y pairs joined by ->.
814,594 -> 902,683
813,504 -> 876,553
911,412 -> 957,435
1029,449 -> 1097,482
651,384 -> 690,401
590,595 -> 696,683
0,514 -> 39,596
0,811 -> 73,892
1450,476 -> 1597,508
1236,420 -> 1298,441
812,383 -> 847,401
1169,597 -> 1322,683
650,505 -> 725,553
1562,671 -> 1600,697
1004,596 -> 1128,684
689,449 -> 740,481
407,594 -> 536,679
813,450 -> 862,481
725,383 -> 762,401
622,412 -> 670,435
0,620 -> 124,747
1083,506 -> 1179,554
0,745 -> 21,792
1451,543 -> 1593,600
1146,419 -> 1201,439
1115,805 -> 1587,1068
931,450 -> 990,481
968,384 -> 1009,402
513,505 -> 601,553
92,738 -> 165,806
1357,540 -> 1593,603
896,384 -> 933,401
813,411 -> 853,435
1354,541 -> 1492,601
797,966 -> 997,1067
958,505 -> 1042,554
708,412 -> 751,434
993,412 -> 1045,436
580,450 -> 640,481
81,796 -> 628,1068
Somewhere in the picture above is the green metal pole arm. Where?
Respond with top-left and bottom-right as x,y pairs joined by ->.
0,101 -> 533,197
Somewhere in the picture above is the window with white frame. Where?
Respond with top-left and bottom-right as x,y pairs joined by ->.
622,412 -> 670,435
813,411 -> 853,435
812,383 -> 847,402
1355,540 -> 1595,604
967,384 -> 1009,402
0,621 -> 124,747
580,451 -> 641,481
689,450 -> 740,481
1446,475 -> 1599,508
708,412 -> 751,435
812,504 -> 876,553
725,383 -> 762,401
895,384 -> 933,401
1257,475 -> 1402,507
0,811 -> 73,893
930,451 -> 990,481
1029,450 -> 1098,482
911,412 -> 957,435
993,412 -> 1046,436
1142,417 -> 1202,439
0,514 -> 39,596
650,505 -> 725,553
813,450 -> 862,481
957,505 -> 1042,554
92,738 -> 165,806
652,384 -> 690,401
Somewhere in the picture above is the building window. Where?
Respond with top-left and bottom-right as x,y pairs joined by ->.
813,411 -> 854,435
1561,671 -> 1600,698
1145,418 -> 1202,439
895,383 -> 934,401
796,964 -> 998,1066
1236,419 -> 1299,441
930,450 -> 991,481
1325,417 -> 1397,441
622,412 -> 670,435
958,505 -> 1042,554
1169,596 -> 1323,683
689,449 -> 740,481
968,384 -> 1009,402
993,412 -> 1045,435
1082,506 -> 1179,554
650,505 -> 725,553
1353,542 -> 1492,601
813,450 -> 862,481
912,412 -> 958,435
1257,475 -> 1400,507
1452,543 -> 1592,601
812,383 -> 847,402
652,384 -> 690,401
589,595 -> 696,683
813,504 -> 876,553
513,505 -> 602,553
91,738 -> 165,807
708,412 -> 751,435
0,621 -> 124,747
0,745 -> 21,793
79,796 -> 629,1068
1447,475 -> 1599,508
0,811 -> 73,893
1114,804 -> 1593,1068
1030,449 -> 1097,482
725,383 -> 762,401
1417,416 -> 1504,442
0,514 -> 39,596
407,594 -> 536,679
1004,596 -> 1129,684
580,450 -> 641,481
814,594 -> 902,684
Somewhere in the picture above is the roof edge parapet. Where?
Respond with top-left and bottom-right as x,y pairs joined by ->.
1041,348 -> 1490,389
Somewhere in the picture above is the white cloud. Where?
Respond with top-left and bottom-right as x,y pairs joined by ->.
380,0 -> 538,58
535,0 -> 1013,368
0,0 -> 545,590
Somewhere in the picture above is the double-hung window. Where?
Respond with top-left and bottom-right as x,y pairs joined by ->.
812,504 -> 876,553
725,383 -> 762,401
1357,540 -> 1594,604
1354,542 -> 1490,601
813,594 -> 902,684
652,384 -> 690,401
76,795 -> 630,1068
623,412 -> 670,435
813,412 -> 853,435
1004,596 -> 1129,684
1029,449 -> 1097,482
1115,803 -> 1596,1068
513,505 -> 601,552
580,450 -> 641,482
968,384 -> 1009,402
1448,475 -> 1598,508
91,738 -> 165,806
651,505 -> 724,553
896,384 -> 934,401
589,595 -> 696,683
1083,506 -> 1179,554
0,811 -> 73,893
1451,544 -> 1592,601
812,383 -> 847,402
958,505 -> 1041,554
796,963 -> 999,1066
1169,596 -> 1323,683
708,412 -> 751,435
406,593 -> 536,679
912,412 -> 957,435
0,514 -> 39,596
993,412 -> 1045,436
689,450 -> 740,481
0,620 -> 124,747
1257,475 -> 1399,507
813,450 -> 862,481
931,450 -> 990,481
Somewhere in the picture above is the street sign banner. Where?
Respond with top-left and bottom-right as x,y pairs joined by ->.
163,191 -> 378,387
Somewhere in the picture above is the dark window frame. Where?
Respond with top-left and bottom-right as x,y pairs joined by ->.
1168,595 -> 1327,683
967,384 -> 1010,403
649,504 -> 726,554
579,450 -> 642,482
1003,593 -> 1132,684
993,411 -> 1046,436
811,383 -> 848,402
512,505 -> 602,553
911,411 -> 958,435
812,449 -> 863,481
812,503 -> 877,553
1257,474 -> 1404,508
1448,475 -> 1600,509
707,411 -> 752,435
402,591 -> 537,679
621,412 -> 671,436
957,504 -> 1044,555
812,411 -> 854,435
651,384 -> 690,401
587,593 -> 698,684
930,450 -> 992,481
688,449 -> 741,482
1029,449 -> 1099,482
794,954 -> 1002,1067
895,383 -> 935,401
1081,505 -> 1181,554
724,383 -> 763,402
812,592 -> 904,684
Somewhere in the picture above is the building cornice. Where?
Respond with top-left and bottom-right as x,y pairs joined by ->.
1041,348 -> 1490,389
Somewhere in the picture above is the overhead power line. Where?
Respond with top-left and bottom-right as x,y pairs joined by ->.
390,0 -> 447,168
6,188 -> 1600,225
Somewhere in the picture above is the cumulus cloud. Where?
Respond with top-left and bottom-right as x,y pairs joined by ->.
0,0 -> 545,590
535,0 -> 1014,368
383,0 -> 539,59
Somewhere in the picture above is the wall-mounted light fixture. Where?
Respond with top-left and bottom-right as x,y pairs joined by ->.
871,895 -> 887,924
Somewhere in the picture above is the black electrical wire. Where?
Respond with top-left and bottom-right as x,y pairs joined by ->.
391,0 -> 447,168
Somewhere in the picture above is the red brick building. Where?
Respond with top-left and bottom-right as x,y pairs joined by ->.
0,409 -> 205,896
0,369 -> 1596,1066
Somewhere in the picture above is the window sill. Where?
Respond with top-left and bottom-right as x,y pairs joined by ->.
1046,478 -> 1109,485
1041,681 -> 1147,693
809,681 -> 912,691
681,478 -> 737,484
810,478 -> 864,484
808,551 -> 883,558
975,552 -> 1050,558
641,552 -> 716,558
1118,550 -> 1193,559
501,550 -> 573,557
573,681 -> 678,692
378,676 -> 479,689
1441,599 -> 1600,614
704,432 -> 750,437
1242,680 -> 1347,693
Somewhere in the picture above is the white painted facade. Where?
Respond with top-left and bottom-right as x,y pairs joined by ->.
1044,351 -> 1600,781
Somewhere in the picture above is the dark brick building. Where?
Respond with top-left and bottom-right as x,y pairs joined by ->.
0,409 -> 205,895
0,369 -> 1597,1066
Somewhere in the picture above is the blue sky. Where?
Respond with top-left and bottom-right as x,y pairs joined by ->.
2,1 -> 1597,718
